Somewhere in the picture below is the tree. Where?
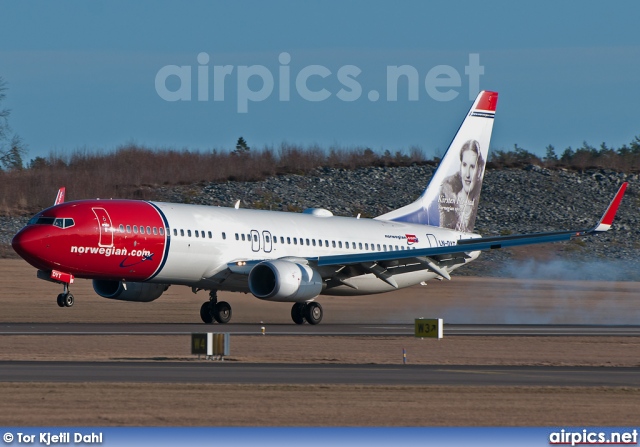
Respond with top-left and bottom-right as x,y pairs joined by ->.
233,137 -> 250,155
544,145 -> 558,162
28,155 -> 49,170
0,77 -> 26,170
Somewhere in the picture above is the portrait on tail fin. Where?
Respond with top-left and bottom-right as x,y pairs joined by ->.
438,139 -> 485,232
375,90 -> 496,231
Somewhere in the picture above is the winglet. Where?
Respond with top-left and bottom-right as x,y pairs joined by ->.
54,187 -> 65,205
591,182 -> 627,232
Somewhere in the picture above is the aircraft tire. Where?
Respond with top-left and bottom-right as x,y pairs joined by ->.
200,301 -> 214,324
63,293 -> 74,308
304,302 -> 323,325
291,303 -> 306,325
213,301 -> 232,324
56,293 -> 65,308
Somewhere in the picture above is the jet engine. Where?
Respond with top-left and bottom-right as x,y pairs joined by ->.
93,279 -> 168,302
248,259 -> 323,302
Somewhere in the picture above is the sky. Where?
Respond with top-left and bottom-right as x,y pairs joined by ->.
1,0 -> 639,161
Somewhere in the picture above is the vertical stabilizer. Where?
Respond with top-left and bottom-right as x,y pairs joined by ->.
375,90 -> 498,232
54,187 -> 65,205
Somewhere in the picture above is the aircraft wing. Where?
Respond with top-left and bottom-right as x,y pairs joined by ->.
226,183 -> 626,288
313,182 -> 628,283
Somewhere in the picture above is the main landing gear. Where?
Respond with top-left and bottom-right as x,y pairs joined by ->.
291,302 -> 323,325
56,283 -> 74,308
200,290 -> 232,324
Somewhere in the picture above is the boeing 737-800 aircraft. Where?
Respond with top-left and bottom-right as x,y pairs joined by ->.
11,91 -> 628,324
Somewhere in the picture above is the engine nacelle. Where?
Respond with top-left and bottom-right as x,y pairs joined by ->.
248,259 -> 323,302
93,279 -> 168,302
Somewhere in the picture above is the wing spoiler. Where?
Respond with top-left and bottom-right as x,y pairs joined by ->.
316,182 -> 627,267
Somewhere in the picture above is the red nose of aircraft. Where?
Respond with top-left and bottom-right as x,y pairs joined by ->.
12,225 -> 51,271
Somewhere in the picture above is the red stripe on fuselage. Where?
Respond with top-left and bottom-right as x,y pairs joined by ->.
13,200 -> 167,281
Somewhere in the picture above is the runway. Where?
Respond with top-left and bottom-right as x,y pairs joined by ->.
1,323 -> 640,336
1,361 -> 638,387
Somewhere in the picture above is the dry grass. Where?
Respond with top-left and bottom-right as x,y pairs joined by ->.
0,383 -> 638,426
1,144 -> 428,215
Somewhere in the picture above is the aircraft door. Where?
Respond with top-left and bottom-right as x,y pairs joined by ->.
250,229 -> 260,252
263,231 -> 272,253
92,207 -> 114,247
425,234 -> 438,247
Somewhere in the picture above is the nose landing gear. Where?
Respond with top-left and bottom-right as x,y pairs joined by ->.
56,281 -> 74,307
37,270 -> 75,308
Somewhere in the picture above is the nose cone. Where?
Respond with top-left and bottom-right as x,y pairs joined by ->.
12,226 -> 49,270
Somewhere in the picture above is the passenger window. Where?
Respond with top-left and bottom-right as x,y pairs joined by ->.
235,233 -> 239,240
338,241 -> 343,248
345,242 -> 350,249
241,234 -> 245,241
359,243 -> 363,249
126,225 -> 131,233
293,238 -> 297,245
187,230 -> 192,237
306,238 -> 310,245
325,240 -> 329,247
195,231 -> 199,238
180,229 -> 184,237
318,240 -> 322,247
173,229 -> 177,237
287,237 -> 291,244
332,241 -> 336,248
365,243 -> 369,250
153,227 -> 157,235
254,234 -> 258,242
266,235 -> 270,243
133,226 -> 138,234
140,226 -> 145,235
159,228 -> 164,236
281,237 -> 285,244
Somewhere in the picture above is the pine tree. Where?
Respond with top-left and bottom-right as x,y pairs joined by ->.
0,78 -> 26,170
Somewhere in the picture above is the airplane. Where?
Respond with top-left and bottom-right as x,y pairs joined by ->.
11,91 -> 628,325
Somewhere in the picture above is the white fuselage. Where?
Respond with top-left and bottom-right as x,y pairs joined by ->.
152,202 -> 481,295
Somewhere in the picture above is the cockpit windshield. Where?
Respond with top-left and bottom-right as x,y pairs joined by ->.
27,216 -> 75,228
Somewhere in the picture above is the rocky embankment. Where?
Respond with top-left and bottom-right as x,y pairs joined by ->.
3,165 -> 639,279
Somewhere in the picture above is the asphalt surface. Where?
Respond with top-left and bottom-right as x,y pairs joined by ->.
2,323 -> 638,388
1,323 -> 640,336
1,361 -> 638,387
